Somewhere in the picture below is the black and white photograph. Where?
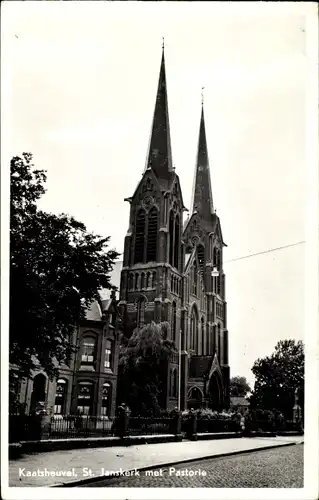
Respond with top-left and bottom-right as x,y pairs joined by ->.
1,1 -> 318,500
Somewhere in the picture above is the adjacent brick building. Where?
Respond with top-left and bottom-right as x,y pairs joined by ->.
15,292 -> 121,417
118,47 -> 230,410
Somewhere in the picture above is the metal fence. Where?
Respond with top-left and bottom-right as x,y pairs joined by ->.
128,416 -> 174,436
49,415 -> 116,440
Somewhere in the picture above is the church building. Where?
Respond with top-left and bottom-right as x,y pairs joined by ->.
119,47 -> 230,411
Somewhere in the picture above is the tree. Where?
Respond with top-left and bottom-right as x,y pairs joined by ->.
10,153 -> 119,381
117,322 -> 175,416
249,340 -> 304,417
230,376 -> 251,397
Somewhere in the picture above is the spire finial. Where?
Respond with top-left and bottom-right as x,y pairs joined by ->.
162,37 -> 165,51
201,87 -> 205,106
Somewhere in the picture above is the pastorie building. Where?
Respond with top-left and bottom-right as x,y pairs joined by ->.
118,47 -> 230,410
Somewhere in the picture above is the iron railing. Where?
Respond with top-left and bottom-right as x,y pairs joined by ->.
49,415 -> 116,440
128,416 -> 174,436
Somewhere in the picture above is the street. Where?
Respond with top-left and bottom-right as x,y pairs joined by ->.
82,443 -> 303,488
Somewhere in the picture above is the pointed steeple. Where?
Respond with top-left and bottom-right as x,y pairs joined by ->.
144,44 -> 173,179
191,100 -> 214,222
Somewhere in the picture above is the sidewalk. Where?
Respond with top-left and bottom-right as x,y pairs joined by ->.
9,434 -> 303,488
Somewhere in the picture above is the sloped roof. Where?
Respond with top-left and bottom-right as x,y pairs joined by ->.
230,397 -> 250,407
100,260 -> 123,300
85,300 -> 102,321
189,355 -> 212,378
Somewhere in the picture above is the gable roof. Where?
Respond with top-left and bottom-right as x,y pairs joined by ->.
189,355 -> 213,378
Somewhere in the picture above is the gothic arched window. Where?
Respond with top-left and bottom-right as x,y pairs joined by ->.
169,210 -> 174,265
140,273 -> 145,289
213,247 -> 217,267
190,306 -> 198,351
174,215 -> 180,269
146,272 -> 151,288
206,324 -> 210,354
171,301 -> 177,343
147,207 -> 158,262
129,273 -> 134,290
201,317 -> 205,355
134,273 -> 139,290
134,209 -> 146,264
192,262 -> 198,296
217,323 -> 222,360
197,244 -> 205,276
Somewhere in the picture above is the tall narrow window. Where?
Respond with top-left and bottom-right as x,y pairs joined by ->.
134,273 -> 139,290
217,323 -> 221,360
81,336 -> 96,370
213,247 -> 217,267
201,317 -> 205,355
104,340 -> 112,370
169,211 -> 174,265
191,307 -> 198,351
171,301 -> 177,343
137,299 -> 145,328
147,207 -> 158,262
217,275 -> 221,296
172,369 -> 177,398
101,383 -> 111,416
192,263 -> 198,296
146,272 -> 151,288
54,379 -> 67,415
152,271 -> 156,288
197,244 -> 205,277
140,273 -> 145,289
129,273 -> 134,290
77,381 -> 94,415
174,215 -> 180,269
206,325 -> 210,354
134,209 -> 146,264
223,330 -> 228,365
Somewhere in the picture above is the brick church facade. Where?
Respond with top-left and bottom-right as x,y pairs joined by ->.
118,47 -> 230,411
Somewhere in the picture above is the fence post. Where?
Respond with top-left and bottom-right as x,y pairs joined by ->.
115,408 -> 129,438
174,411 -> 182,442
38,414 -> 51,440
186,411 -> 197,441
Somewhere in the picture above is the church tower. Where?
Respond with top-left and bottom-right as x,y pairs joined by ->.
119,47 -> 186,407
119,48 -> 230,411
183,100 -> 230,409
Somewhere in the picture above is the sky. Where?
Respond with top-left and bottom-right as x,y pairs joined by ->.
2,1 -> 316,388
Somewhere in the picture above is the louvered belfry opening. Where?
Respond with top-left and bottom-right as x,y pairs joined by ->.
169,210 -> 174,265
146,207 -> 158,262
197,244 -> 205,277
174,215 -> 180,270
134,209 -> 146,264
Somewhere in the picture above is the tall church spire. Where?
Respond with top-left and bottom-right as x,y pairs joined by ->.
144,44 -> 173,179
191,101 -> 214,221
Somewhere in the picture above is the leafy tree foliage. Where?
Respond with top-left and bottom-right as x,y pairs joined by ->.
230,376 -> 251,397
249,340 -> 304,417
10,153 -> 119,380
117,322 -> 176,416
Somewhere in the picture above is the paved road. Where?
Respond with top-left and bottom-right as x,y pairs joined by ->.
83,443 -> 303,488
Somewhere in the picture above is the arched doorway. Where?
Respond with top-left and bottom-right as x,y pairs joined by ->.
30,373 -> 47,412
188,386 -> 203,410
208,371 -> 223,410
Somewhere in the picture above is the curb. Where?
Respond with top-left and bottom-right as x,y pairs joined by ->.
51,439 -> 303,488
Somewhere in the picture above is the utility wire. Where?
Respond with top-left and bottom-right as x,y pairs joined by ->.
224,241 -> 305,264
